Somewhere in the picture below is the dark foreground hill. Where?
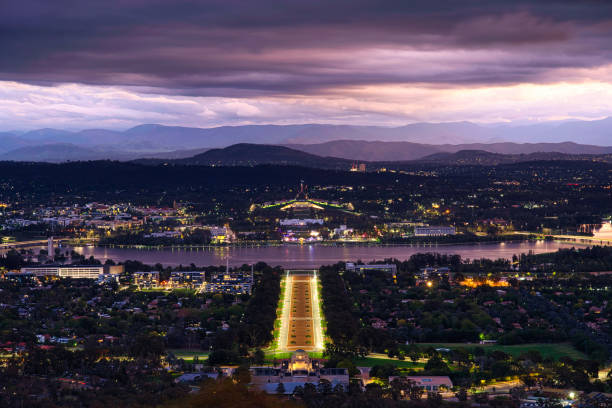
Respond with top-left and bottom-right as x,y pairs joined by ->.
137,143 -> 354,169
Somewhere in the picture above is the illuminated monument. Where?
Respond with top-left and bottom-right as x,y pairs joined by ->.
249,181 -> 360,243
249,181 -> 355,216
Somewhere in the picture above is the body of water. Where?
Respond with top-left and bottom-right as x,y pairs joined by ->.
60,241 -> 583,269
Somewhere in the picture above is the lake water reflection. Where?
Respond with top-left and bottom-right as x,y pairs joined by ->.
593,222 -> 612,239
67,241 -> 582,269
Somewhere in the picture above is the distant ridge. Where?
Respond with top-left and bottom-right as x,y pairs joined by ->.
1,117 -> 612,152
3,141 -> 612,166
0,144 -> 211,163
1,119 -> 612,162
286,140 -> 612,161
0,144 -> 128,162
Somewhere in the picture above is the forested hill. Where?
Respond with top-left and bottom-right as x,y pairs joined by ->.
172,143 -> 353,169
133,143 -> 354,169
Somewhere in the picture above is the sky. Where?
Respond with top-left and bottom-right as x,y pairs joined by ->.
2,0 -> 612,130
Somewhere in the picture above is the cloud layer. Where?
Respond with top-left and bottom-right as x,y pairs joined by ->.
1,1 -> 612,129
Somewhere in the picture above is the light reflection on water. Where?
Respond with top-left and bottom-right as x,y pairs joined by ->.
593,222 -> 612,239
62,241 -> 584,268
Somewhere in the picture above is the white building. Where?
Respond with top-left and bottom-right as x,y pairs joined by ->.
346,263 -> 397,275
414,226 -> 456,237
47,237 -> 54,256
279,219 -> 324,226
333,225 -> 354,237
209,225 -> 236,244
133,271 -> 160,288
21,265 -> 106,279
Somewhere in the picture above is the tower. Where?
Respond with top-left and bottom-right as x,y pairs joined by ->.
47,236 -> 54,258
250,264 -> 254,295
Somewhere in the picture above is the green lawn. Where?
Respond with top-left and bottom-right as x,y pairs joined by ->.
264,351 -> 324,361
169,349 -> 209,362
414,343 -> 586,360
271,277 -> 286,352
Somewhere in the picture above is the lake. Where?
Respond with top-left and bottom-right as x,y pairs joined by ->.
62,241 -> 583,269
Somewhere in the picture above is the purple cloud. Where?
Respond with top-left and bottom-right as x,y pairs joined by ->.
1,1 -> 612,96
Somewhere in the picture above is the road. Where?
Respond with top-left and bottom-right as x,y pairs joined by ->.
277,270 -> 323,353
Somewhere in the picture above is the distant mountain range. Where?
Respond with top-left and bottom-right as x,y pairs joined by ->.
1,118 -> 612,162
286,140 -> 612,161
0,143 -> 211,162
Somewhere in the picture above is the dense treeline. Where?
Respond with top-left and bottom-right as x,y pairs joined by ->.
367,254 -> 512,276
319,265 -> 398,356
518,245 -> 612,272
319,265 -> 362,355
241,263 -> 282,347
323,255 -> 612,362
0,335 -> 186,407
208,263 -> 282,364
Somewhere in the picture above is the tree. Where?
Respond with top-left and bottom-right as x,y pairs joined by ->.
302,383 -> 318,402
427,391 -> 443,406
159,378 -> 301,408
473,392 -> 489,404
510,387 -> 526,401
232,364 -> 251,384
252,348 -> 265,365
317,379 -> 332,395
364,383 -> 383,399
456,387 -> 468,402
520,375 -> 536,388
293,385 -> 304,398
424,355 -> 451,374
390,377 -> 410,400
408,381 -> 423,401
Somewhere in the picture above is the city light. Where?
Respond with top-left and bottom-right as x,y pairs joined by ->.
277,271 -> 292,352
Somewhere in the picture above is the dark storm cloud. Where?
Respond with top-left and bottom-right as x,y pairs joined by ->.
1,0 -> 612,95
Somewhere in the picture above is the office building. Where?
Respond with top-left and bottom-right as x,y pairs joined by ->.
21,265 -> 105,279
345,263 -> 397,275
133,271 -> 160,288
169,271 -> 205,288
